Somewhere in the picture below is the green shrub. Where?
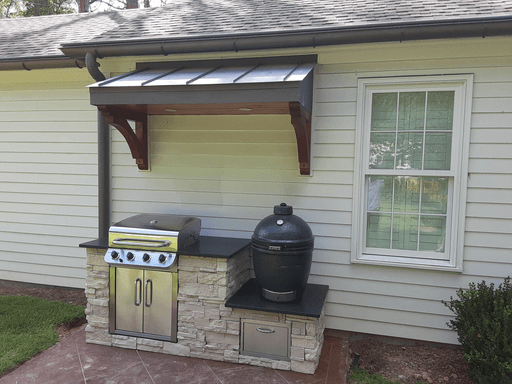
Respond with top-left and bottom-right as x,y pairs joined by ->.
443,277 -> 512,384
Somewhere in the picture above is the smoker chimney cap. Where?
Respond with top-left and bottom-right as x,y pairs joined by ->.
274,203 -> 293,215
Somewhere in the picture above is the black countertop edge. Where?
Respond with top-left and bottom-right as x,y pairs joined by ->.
225,279 -> 329,318
79,236 -> 251,259
79,237 -> 108,249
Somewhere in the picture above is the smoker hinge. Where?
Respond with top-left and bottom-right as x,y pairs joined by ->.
98,105 -> 149,170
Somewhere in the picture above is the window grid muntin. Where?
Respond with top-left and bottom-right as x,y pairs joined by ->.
369,90 -> 454,172
364,88 -> 454,259
365,175 -> 448,254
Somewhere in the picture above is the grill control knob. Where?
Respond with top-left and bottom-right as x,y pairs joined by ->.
111,251 -> 119,260
158,254 -> 167,264
142,253 -> 151,262
126,252 -> 135,261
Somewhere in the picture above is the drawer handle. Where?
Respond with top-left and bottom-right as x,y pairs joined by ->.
256,327 -> 275,334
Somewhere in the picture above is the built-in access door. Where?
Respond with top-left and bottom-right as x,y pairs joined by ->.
143,270 -> 175,337
112,267 -> 178,341
115,268 -> 143,333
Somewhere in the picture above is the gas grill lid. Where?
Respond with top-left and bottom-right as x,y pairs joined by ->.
109,213 -> 201,252
110,213 -> 199,236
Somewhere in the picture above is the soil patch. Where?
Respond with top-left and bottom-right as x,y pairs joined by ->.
349,338 -> 475,384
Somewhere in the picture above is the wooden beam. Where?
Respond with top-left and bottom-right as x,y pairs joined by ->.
98,105 -> 149,170
289,102 -> 312,175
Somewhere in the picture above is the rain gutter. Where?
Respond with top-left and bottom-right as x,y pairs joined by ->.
60,16 -> 512,60
0,56 -> 84,71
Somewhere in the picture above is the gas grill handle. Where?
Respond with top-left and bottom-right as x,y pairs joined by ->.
112,238 -> 171,248
145,279 -> 153,307
256,327 -> 276,334
134,278 -> 142,306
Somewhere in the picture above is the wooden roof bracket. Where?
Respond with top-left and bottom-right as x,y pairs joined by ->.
98,105 -> 149,170
95,102 -> 311,175
289,102 -> 312,175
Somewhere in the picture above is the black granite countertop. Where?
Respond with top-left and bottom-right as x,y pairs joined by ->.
79,236 -> 251,259
178,236 -> 250,258
225,279 -> 329,318
79,237 -> 108,249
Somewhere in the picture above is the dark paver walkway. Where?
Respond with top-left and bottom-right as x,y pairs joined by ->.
0,326 -> 349,384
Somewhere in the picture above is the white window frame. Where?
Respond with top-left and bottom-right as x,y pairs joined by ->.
352,75 -> 473,272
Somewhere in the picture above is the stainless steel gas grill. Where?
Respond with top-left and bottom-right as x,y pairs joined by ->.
105,214 -> 201,342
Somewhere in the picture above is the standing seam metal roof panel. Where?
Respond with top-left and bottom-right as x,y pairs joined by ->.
89,63 -> 315,87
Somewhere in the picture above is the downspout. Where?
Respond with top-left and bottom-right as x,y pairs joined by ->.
85,53 -> 110,240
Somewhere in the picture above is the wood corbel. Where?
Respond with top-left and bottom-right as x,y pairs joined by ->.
98,106 -> 149,170
289,102 -> 312,175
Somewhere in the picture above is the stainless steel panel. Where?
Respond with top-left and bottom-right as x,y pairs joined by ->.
115,268 -> 143,333
143,270 -> 177,338
241,319 -> 291,360
108,213 -> 200,252
108,233 -> 178,252
105,248 -> 178,270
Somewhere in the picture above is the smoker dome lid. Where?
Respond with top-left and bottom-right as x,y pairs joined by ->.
252,204 -> 314,248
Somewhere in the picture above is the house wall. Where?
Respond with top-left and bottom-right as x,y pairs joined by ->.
103,36 -> 512,344
0,68 -> 98,288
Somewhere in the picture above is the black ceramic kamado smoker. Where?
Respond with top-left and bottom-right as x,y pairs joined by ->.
251,203 -> 314,303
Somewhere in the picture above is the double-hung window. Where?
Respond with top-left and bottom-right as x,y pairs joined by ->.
352,75 -> 473,271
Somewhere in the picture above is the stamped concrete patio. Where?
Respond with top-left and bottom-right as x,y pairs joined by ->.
0,326 -> 349,384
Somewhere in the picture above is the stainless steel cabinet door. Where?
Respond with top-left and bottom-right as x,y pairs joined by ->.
115,268 -> 144,333
143,270 -> 176,337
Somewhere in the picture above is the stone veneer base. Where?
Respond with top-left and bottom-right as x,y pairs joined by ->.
85,247 -> 325,374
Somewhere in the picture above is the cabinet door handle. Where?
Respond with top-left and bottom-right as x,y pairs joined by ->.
134,278 -> 142,306
256,327 -> 275,334
145,279 -> 153,307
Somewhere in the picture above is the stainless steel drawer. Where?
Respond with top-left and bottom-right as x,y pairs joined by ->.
241,319 -> 291,360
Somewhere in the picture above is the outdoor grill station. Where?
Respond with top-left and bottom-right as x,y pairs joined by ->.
80,55 -> 328,374
81,204 -> 328,374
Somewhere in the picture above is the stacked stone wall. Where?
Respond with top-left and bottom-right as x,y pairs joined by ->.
84,247 -> 324,374
84,248 -> 112,346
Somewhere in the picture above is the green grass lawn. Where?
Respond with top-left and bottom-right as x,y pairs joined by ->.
0,295 -> 85,374
348,369 -> 428,384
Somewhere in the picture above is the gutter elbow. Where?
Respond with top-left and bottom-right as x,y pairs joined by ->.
85,52 -> 106,82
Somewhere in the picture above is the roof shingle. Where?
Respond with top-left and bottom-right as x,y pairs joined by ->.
1,0 -> 512,62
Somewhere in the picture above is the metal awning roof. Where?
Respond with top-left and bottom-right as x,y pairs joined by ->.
88,56 -> 316,113
92,63 -> 314,87
88,56 -> 316,175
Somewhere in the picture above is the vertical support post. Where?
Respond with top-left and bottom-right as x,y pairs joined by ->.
98,110 -> 111,239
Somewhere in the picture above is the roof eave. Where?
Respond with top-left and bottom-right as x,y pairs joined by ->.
59,16 -> 512,60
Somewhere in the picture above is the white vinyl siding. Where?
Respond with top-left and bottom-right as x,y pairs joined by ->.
314,39 -> 511,344
0,69 -> 98,288
107,37 -> 512,344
